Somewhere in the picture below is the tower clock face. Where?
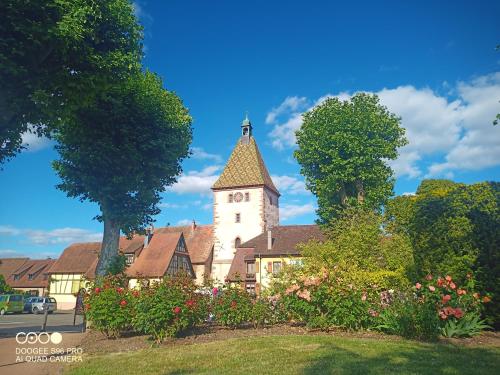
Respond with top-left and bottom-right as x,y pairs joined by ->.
234,192 -> 243,202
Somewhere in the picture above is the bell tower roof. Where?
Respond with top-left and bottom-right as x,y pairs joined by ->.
212,117 -> 279,195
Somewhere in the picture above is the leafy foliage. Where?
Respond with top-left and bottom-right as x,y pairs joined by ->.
53,71 -> 192,275
132,274 -> 207,343
84,275 -> 132,338
441,313 -> 491,338
0,275 -> 13,294
0,0 -> 143,165
211,284 -> 253,328
294,93 -> 407,223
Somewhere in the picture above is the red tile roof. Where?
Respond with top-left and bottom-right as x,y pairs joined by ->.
126,232 -> 183,278
156,225 -> 213,264
227,248 -> 255,282
8,259 -> 56,288
0,258 -> 29,280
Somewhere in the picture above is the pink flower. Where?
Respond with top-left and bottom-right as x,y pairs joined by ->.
116,287 -> 124,293
304,277 -> 321,287
442,294 -> 451,304
297,290 -> 311,301
119,300 -> 127,307
437,278 -> 445,287
445,275 -> 452,282
449,282 -> 456,290
457,289 -> 466,296
425,274 -> 433,281
453,307 -> 464,319
94,287 -> 101,294
173,306 -> 181,314
369,309 -> 379,317
285,284 -> 300,295
212,287 -> 218,296
428,285 -> 436,292
415,283 -> 422,290
361,293 -> 367,301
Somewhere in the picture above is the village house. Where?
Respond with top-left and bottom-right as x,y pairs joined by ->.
0,258 -> 55,296
227,225 -> 325,293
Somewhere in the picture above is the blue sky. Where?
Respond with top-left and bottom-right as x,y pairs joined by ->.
1,0 -> 499,258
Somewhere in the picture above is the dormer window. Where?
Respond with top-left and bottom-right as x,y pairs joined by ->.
125,254 -> 134,265
28,274 -> 34,280
13,274 -> 20,280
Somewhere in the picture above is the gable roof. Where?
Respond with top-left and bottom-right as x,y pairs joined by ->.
126,232 -> 184,278
227,248 -> 255,282
156,224 -> 213,264
212,137 -> 279,195
48,242 -> 101,274
8,259 -> 56,288
239,225 -> 325,257
0,258 -> 29,279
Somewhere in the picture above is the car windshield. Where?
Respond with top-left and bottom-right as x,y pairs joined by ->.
0,295 -> 6,302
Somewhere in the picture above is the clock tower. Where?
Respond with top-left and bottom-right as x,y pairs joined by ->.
211,115 -> 280,282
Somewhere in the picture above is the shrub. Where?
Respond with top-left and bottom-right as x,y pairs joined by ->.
84,275 -> 132,338
212,284 -> 253,328
441,313 -> 491,338
132,273 -> 207,343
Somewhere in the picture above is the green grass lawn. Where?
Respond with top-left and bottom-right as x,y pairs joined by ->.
67,334 -> 500,375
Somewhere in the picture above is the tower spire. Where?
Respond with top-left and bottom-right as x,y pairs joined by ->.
241,112 -> 252,141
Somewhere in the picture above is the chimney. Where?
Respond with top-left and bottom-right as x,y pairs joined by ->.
267,230 -> 272,251
144,224 -> 154,247
191,219 -> 197,233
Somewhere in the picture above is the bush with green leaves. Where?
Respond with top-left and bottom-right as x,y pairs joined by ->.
132,274 -> 208,343
84,275 -> 132,338
212,284 -> 253,328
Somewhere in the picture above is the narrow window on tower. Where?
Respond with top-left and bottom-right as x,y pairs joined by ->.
228,193 -> 233,203
235,237 -> 241,248
245,192 -> 250,202
235,213 -> 241,223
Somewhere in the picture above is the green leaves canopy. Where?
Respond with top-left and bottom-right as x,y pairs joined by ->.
0,0 -> 142,165
294,93 -> 407,223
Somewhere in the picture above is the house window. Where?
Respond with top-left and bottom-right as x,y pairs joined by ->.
228,193 -> 233,203
13,274 -> 20,280
289,259 -> 304,267
28,274 -> 34,280
235,237 -> 241,248
125,254 -> 134,265
246,262 -> 255,274
235,213 -> 241,223
246,283 -> 256,295
272,261 -> 282,275
245,192 -> 250,202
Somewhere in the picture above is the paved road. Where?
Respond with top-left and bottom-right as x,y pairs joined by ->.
0,310 -> 84,338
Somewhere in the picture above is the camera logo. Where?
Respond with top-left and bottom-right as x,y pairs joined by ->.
15,331 -> 62,345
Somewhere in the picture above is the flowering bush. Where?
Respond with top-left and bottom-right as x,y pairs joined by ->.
84,275 -> 132,338
211,284 -> 253,328
132,273 -> 208,343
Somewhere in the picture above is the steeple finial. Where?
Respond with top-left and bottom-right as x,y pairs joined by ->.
242,111 -> 251,126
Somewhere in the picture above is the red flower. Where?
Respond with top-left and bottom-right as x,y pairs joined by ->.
132,290 -> 140,298
425,274 -> 433,281
457,289 -> 466,296
173,306 -> 182,314
453,307 -> 464,319
185,299 -> 195,308
482,296 -> 491,303
212,287 -> 218,296
437,278 -> 444,287
116,287 -> 124,294
445,275 -> 452,282
415,283 -> 422,290
230,301 -> 237,309
442,294 -> 451,304
94,287 -> 101,294
449,282 -> 456,290
119,300 -> 127,307
85,303 -> 91,310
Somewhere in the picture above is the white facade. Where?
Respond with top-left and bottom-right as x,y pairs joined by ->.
212,186 -> 279,282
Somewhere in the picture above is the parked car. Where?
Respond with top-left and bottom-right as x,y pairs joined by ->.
23,297 -> 57,314
0,294 -> 24,315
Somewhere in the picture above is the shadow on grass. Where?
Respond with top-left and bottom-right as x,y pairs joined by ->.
303,342 -> 500,374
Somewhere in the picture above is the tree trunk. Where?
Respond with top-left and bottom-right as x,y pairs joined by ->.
95,214 -> 120,277
355,179 -> 365,204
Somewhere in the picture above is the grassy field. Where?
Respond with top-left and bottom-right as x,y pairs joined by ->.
67,334 -> 500,375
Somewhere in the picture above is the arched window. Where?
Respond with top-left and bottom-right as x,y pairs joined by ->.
235,237 -> 241,248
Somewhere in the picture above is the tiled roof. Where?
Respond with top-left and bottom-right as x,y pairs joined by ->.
48,242 -> 101,274
239,225 -> 325,256
0,258 -> 29,279
227,248 -> 254,282
212,137 -> 279,195
156,224 -> 213,264
126,232 -> 183,278
8,259 -> 56,288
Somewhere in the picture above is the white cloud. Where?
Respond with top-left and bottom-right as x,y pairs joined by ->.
0,249 -> 19,256
158,202 -> 186,209
266,72 -> 500,178
21,131 -> 51,152
280,203 -> 315,221
271,175 -> 309,195
0,225 -> 102,246
167,165 -> 221,195
176,219 -> 192,226
191,147 -> 222,162
265,96 -> 308,125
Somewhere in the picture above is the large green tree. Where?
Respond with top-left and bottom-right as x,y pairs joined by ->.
294,93 -> 407,223
53,71 -> 192,276
0,0 -> 142,165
